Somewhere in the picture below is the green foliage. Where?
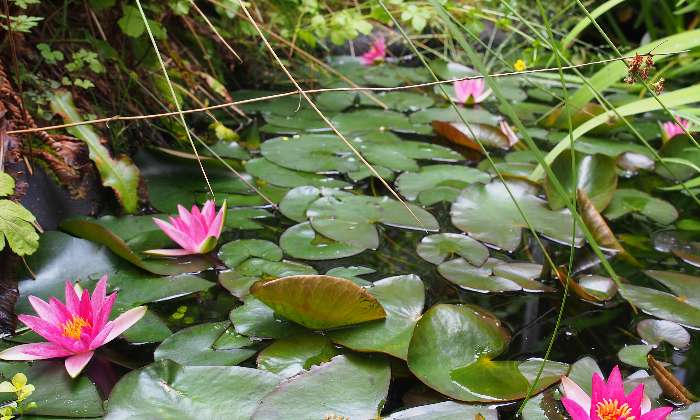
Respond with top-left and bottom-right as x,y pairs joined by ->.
0,173 -> 39,257
36,43 -> 63,64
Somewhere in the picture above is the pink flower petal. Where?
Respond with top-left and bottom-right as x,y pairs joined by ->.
176,205 -> 192,226
143,248 -> 196,257
641,392 -> 652,414
48,297 -> 73,323
91,275 -> 108,319
591,372 -> 606,404
201,200 -> 216,224
0,343 -> 73,360
561,376 -> 591,412
65,351 -> 94,378
104,306 -> 147,344
561,397 -> 591,420
93,293 -> 116,332
18,314 -> 66,344
640,406 -> 673,420
28,296 -> 61,325
78,288 -> 92,322
605,365 -> 625,402
64,281 -> 80,314
626,383 -> 645,418
153,218 -> 194,250
206,201 -> 226,239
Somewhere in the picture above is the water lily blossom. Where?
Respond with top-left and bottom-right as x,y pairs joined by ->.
561,365 -> 672,420
453,78 -> 491,105
661,118 -> 690,141
146,200 -> 227,256
360,37 -> 386,66
0,276 -> 146,378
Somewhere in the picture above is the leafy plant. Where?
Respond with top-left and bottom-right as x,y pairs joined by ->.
0,173 -> 40,256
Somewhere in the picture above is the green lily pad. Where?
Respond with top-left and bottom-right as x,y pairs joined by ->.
619,278 -> 700,328
61,216 -> 212,276
437,258 -> 551,293
604,189 -> 678,225
385,401 -> 498,419
656,135 -> 700,181
316,91 -> 357,112
279,186 -> 337,223
574,137 -> 654,159
244,158 -> 349,188
261,109 -> 331,133
637,319 -> 690,349
202,139 -> 250,160
0,361 -> 103,418
226,207 -> 273,230
521,389 -> 568,420
218,239 -> 283,268
417,233 -> 489,266
257,332 -> 339,378
120,310 -> 171,344
229,296 -> 306,339
219,258 -> 316,299
451,180 -> 581,252
360,91 -> 435,112
331,109 -> 429,134
251,275 -> 386,330
252,354 -> 390,420
261,134 -> 360,173
618,345 -> 653,368
396,164 -> 490,205
450,359 -> 529,401
432,121 -> 512,152
358,140 -> 462,173
212,326 -> 254,350
410,107 -> 500,125
544,150 -> 618,212
105,359 -> 281,420
279,222 -> 367,260
325,266 -> 375,286
406,304 -> 511,402
576,274 -> 618,301
154,321 -> 256,366
329,274 -> 425,359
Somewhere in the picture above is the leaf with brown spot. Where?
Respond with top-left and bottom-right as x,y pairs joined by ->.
431,121 -> 510,153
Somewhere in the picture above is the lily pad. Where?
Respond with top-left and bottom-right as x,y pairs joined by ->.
450,359 -> 530,401
226,207 -> 273,230
229,296 -> 306,339
252,354 -> 390,420
279,222 -> 366,260
451,180 -> 581,252
244,158 -> 349,188
417,233 -> 489,266
396,164 -> 490,205
261,134 -> 359,173
325,266 -> 375,286
410,107 -> 500,125
60,216 -> 212,276
576,274 -> 618,301
218,239 -> 283,268
656,135 -> 700,181
256,332 -> 339,378
544,150 -> 618,212
358,140 -> 462,173
329,274 -> 425,359
604,189 -> 678,225
331,109 -> 429,134
361,91 -> 435,112
618,345 -> 653,368
251,275 -> 386,330
637,319 -> 691,349
219,258 -> 316,299
437,258 -> 551,293
154,321 -> 256,366
261,109 -> 331,133
104,359 -> 281,420
406,304 -> 511,402
385,401 -> 498,419
432,121 -> 512,152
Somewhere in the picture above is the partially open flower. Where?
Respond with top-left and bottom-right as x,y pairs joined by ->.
561,365 -> 672,420
360,38 -> 386,66
453,78 -> 491,105
499,120 -> 519,147
0,276 -> 146,378
661,118 -> 690,142
146,200 -> 227,256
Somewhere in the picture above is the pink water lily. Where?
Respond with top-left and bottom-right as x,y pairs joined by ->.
0,276 -> 146,378
453,78 -> 491,105
499,120 -> 519,147
360,37 -> 386,66
561,365 -> 672,420
661,118 -> 690,141
146,200 -> 227,256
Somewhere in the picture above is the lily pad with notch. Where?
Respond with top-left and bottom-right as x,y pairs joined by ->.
256,332 -> 340,378
437,258 -> 551,293
417,233 -> 489,266
219,258 -> 317,299
279,222 -> 367,260
396,164 -> 490,205
244,158 -> 349,189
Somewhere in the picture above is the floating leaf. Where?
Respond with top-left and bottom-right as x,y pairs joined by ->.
332,109 -> 430,134
637,319 -> 690,349
50,90 -> 140,213
451,181 -> 581,252
407,304 -> 510,402
226,207 -> 273,230
361,91 -> 435,112
604,189 -> 678,225
618,345 -> 652,368
656,136 -> 700,181
252,354 -> 390,420
432,121 -> 511,152
438,258 -> 551,293
262,134 -> 360,173
154,321 -> 256,366
220,258 -> 316,299
329,274 -> 425,359
417,233 -> 489,266
218,239 -> 282,268
396,164 -> 490,205
244,158 -> 349,188
279,222 -> 366,260
576,274 -> 618,301
251,275 -> 386,330
257,332 -> 339,378
410,107 -> 500,125
229,296 -> 306,339
450,359 -> 529,401
385,401 -> 498,419
105,360 -> 281,420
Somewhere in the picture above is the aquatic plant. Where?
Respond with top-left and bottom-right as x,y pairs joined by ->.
147,200 -> 227,256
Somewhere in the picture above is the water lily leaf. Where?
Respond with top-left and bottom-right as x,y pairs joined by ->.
604,189 -> 678,225
235,90 -> 308,116
226,207 -> 273,230
279,186 -> 323,222
251,275 -> 386,330
219,258 -> 316,299
544,150 -> 618,212
451,181 -> 581,252
358,141 -> 462,173
574,137 -> 653,159
438,258 -> 551,293
618,345 -> 653,368
407,304 -> 511,402
360,91 -> 435,112
385,401 -> 498,419
518,359 -> 570,395
521,389 -> 568,420
252,354 -> 390,420
261,134 -> 360,173
203,139 -> 250,160
637,319 -> 690,349
325,266 -> 375,286
244,158 -> 349,188
50,90 -> 140,213
61,216 -> 212,275
0,360 -> 103,417
432,121 -> 511,152
105,359 -> 281,420
280,222 -> 366,260
656,136 -> 700,181
212,325 -> 254,350
257,332 -> 339,378
332,109 -> 429,134
417,233 -> 489,266
154,321 -> 256,366
410,107 -> 500,125
329,274 -> 424,359
229,296 -> 306,339
450,359 -> 529,401
120,309 -> 171,344
261,109 -> 331,133
396,164 -> 490,205
576,274 -> 618,301
218,239 -> 282,268
316,91 -> 356,112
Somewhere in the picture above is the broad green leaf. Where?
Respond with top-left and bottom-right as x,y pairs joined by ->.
619,283 -> 700,328
117,5 -> 145,37
604,189 -> 678,225
385,401 -> 498,419
618,345 -> 653,368
450,359 -> 529,401
637,319 -> 690,349
0,200 -> 39,256
256,332 -> 339,378
438,258 -> 551,293
220,258 -> 316,299
251,275 -> 386,329
416,233 -> 489,266
229,296 -> 306,339
396,164 -> 490,205
0,172 -> 14,196
244,158 -> 348,188
279,222 -> 366,260
218,239 -> 282,268
50,90 -> 140,213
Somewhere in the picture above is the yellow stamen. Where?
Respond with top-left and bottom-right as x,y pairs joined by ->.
595,398 -> 636,420
62,315 -> 90,340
